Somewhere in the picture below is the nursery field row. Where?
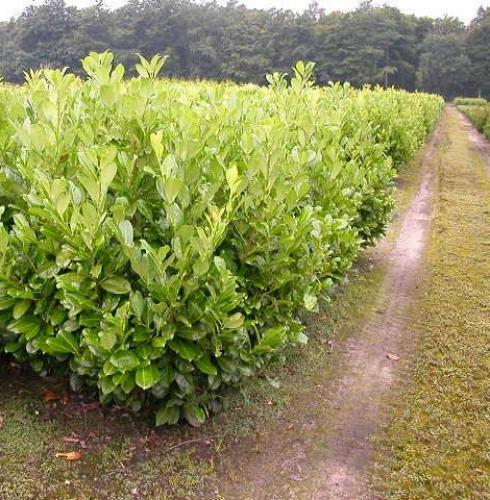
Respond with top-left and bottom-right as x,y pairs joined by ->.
0,53 -> 443,425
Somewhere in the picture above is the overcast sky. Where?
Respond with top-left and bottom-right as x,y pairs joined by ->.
1,0 -> 489,24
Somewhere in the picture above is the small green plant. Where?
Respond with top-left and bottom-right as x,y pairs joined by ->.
0,52 -> 443,426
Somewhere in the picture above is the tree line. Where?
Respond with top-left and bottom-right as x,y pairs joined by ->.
0,0 -> 488,99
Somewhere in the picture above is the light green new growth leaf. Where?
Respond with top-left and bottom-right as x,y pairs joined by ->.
150,131 -> 164,161
303,293 -> 317,311
225,165 -> 239,194
100,150 -> 118,194
119,220 -> 134,246
160,154 -> 177,177
100,277 -> 132,294
223,312 -> 244,329
161,177 -> 183,204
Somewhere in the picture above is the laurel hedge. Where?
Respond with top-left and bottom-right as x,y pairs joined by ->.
0,53 -> 443,425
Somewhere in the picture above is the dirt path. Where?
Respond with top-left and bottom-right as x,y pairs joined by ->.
369,105 -> 490,498
217,115 -> 444,499
307,129 -> 438,498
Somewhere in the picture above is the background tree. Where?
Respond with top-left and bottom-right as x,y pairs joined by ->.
466,7 -> 490,97
416,18 -> 471,99
0,0 -> 487,98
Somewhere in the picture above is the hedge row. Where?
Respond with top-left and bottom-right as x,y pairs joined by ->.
457,102 -> 490,139
0,53 -> 443,425
453,97 -> 487,106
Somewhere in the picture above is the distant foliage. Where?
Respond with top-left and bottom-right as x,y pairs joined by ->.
0,1 -> 488,98
0,53 -> 443,425
454,97 -> 487,106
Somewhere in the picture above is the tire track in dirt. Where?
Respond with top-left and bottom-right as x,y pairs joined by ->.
217,112 -> 444,500
308,115 -> 441,500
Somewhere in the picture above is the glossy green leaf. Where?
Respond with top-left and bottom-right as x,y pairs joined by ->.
135,365 -> 161,390
110,351 -> 140,372
100,277 -> 132,295
168,338 -> 203,361
195,354 -> 218,376
156,404 -> 180,426
183,403 -> 206,427
100,330 -> 117,350
12,299 -> 31,320
45,331 -> 78,354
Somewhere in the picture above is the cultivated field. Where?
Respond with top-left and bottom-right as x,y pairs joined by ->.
1,53 -> 488,499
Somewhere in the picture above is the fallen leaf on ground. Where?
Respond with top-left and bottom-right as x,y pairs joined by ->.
146,431 -> 159,449
55,451 -> 82,461
42,389 -> 69,403
386,353 -> 400,361
42,389 -> 60,401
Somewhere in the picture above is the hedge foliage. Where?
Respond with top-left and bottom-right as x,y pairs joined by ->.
0,53 -> 443,426
457,102 -> 490,139
453,97 -> 487,106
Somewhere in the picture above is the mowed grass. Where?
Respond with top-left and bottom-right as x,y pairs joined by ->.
372,108 -> 490,498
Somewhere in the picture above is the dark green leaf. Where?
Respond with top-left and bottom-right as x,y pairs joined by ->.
110,351 -> 140,372
168,339 -> 203,361
156,404 -> 180,426
195,354 -> 218,375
